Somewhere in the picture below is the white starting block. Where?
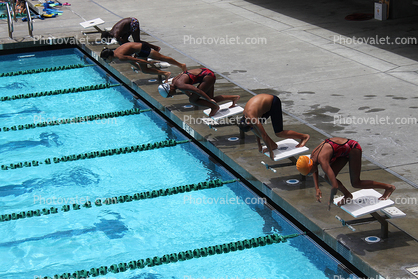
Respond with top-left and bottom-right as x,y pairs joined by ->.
80,18 -> 105,34
334,189 -> 405,238
381,206 -> 406,218
334,189 -> 394,218
203,101 -> 243,121
262,139 -> 309,162
260,139 -> 309,172
202,102 -> 243,130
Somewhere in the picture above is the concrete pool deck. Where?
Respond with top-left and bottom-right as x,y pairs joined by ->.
1,0 -> 418,278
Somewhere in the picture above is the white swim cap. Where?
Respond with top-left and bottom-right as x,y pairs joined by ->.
158,83 -> 171,98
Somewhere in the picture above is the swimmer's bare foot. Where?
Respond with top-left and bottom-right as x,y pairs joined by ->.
163,72 -> 172,83
296,134 -> 310,148
180,63 -> 187,72
229,95 -> 241,108
379,185 -> 396,200
337,194 -> 353,207
209,105 -> 220,117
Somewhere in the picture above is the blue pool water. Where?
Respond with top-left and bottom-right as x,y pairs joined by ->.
0,48 -> 357,279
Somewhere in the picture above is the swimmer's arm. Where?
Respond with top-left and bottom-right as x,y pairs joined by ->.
321,162 -> 339,189
113,33 -> 124,43
320,161 -> 340,209
253,129 -> 266,153
256,137 -> 262,153
251,120 -> 277,159
110,28 -> 126,44
313,171 -> 322,202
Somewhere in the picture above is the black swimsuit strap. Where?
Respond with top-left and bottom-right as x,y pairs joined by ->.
311,141 -> 327,165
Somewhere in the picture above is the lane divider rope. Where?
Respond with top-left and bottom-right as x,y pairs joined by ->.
0,83 -> 120,102
1,139 -> 191,171
37,232 -> 304,279
0,179 -> 237,223
0,107 -> 151,132
0,64 -> 94,77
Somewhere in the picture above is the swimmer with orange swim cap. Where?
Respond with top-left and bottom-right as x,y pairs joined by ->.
296,155 -> 313,176
296,137 -> 396,210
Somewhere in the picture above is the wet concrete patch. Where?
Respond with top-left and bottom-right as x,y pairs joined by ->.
305,104 -> 340,115
303,104 -> 343,132
220,70 -> 247,75
365,108 -> 385,113
231,70 -> 247,73
282,99 -> 294,106
251,88 -> 291,96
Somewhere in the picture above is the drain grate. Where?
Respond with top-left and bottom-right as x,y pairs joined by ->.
406,266 -> 418,278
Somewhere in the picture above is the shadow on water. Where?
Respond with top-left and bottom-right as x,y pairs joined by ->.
0,167 -> 100,197
0,213 -> 128,248
0,106 -> 42,119
0,132 -> 61,153
0,81 -> 29,90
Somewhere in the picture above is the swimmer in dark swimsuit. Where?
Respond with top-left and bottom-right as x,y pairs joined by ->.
101,17 -> 141,44
159,68 -> 240,117
238,94 -> 310,160
296,137 -> 396,209
100,42 -> 187,83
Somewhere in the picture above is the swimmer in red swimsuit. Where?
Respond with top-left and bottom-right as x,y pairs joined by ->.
296,137 -> 396,209
158,68 -> 240,117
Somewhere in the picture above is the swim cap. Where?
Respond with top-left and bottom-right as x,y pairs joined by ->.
100,48 -> 114,59
238,116 -> 252,132
296,156 -> 313,176
158,83 -> 171,98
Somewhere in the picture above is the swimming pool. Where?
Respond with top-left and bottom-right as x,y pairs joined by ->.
0,47 -> 358,279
